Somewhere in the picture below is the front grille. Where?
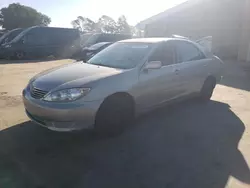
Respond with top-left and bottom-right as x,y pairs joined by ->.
30,85 -> 48,99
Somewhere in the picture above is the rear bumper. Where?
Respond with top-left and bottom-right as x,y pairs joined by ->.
22,87 -> 103,131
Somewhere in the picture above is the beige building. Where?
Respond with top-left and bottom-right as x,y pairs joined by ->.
136,0 -> 250,62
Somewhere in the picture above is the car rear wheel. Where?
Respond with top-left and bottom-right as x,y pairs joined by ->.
95,94 -> 134,136
200,77 -> 216,101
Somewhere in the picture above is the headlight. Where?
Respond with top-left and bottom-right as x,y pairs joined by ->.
43,88 -> 90,102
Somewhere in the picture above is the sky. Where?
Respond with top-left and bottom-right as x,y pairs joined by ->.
0,0 -> 187,28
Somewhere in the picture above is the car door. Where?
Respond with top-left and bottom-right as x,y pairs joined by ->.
50,32 -> 66,57
136,42 -> 180,111
24,33 -> 50,58
45,31 -> 60,57
173,40 -> 209,95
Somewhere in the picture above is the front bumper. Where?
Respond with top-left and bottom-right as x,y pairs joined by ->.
22,88 -> 103,132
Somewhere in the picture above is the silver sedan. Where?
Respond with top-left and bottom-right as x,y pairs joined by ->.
22,38 -> 223,133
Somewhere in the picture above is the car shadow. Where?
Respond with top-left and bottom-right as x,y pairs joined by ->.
0,100 -> 249,188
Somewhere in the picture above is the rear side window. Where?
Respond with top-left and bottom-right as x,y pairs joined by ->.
174,41 -> 205,63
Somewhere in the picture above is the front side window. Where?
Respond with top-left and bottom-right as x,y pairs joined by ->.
174,41 -> 205,63
87,42 -> 153,69
148,43 -> 175,66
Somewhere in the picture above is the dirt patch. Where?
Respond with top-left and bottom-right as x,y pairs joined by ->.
0,59 -> 74,129
0,95 -> 22,108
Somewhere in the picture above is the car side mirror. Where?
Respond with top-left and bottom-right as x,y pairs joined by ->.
144,61 -> 162,70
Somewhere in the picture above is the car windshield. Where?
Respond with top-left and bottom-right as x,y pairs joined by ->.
87,42 -> 153,69
0,32 -> 9,43
0,29 -> 24,45
9,28 -> 31,43
0,31 -> 16,44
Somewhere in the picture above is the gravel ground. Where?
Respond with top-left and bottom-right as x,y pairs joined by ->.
0,59 -> 249,188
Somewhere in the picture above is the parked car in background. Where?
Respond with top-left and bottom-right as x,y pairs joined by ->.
23,38 -> 223,134
1,26 -> 80,59
0,28 -> 24,46
75,42 -> 113,61
83,33 -> 131,47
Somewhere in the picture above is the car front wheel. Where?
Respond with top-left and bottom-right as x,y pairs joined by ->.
95,95 -> 134,136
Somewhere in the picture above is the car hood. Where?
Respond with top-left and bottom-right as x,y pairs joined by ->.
31,62 -> 123,91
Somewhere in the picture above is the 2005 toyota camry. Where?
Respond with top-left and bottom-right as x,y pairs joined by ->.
23,38 -> 223,133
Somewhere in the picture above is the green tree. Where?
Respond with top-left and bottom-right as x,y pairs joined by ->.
71,15 -> 134,35
117,15 -> 131,34
96,15 -> 118,33
71,16 -> 96,33
0,3 -> 51,30
130,25 -> 138,36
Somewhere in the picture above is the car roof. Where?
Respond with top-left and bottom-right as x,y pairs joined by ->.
91,42 -> 112,46
119,37 -> 193,44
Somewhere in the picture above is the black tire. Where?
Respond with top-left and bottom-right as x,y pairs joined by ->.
15,51 -> 25,60
200,77 -> 216,101
95,95 -> 134,136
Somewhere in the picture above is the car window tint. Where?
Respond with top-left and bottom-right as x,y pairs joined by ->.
175,41 -> 205,63
149,43 -> 175,66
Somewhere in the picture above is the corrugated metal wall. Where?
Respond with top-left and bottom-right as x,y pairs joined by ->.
145,0 -> 246,60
